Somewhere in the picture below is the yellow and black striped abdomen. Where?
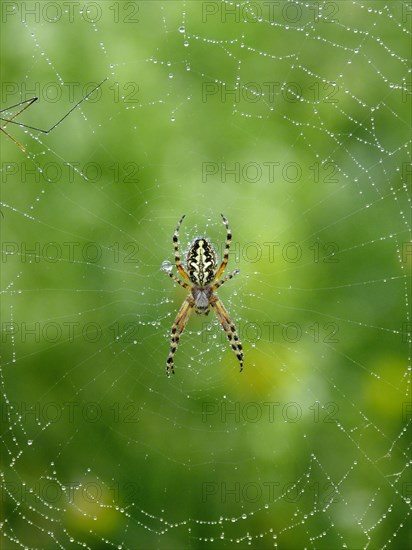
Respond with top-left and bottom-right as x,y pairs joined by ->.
187,238 -> 217,287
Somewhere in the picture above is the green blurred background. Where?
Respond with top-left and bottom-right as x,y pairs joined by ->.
1,1 -> 410,548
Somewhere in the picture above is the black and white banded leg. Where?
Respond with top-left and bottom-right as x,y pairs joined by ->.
166,295 -> 194,376
211,295 -> 243,372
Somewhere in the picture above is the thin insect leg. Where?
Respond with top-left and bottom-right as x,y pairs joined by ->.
0,97 -> 38,128
165,271 -> 191,290
173,214 -> 191,281
0,77 -> 108,133
0,127 -> 27,152
166,296 -> 194,376
211,296 -> 243,372
212,268 -> 240,291
214,213 -> 232,280
0,98 -> 39,152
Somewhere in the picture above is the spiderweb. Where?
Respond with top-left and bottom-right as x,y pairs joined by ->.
1,1 -> 411,548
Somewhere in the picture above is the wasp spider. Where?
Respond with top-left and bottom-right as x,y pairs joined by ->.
163,214 -> 243,376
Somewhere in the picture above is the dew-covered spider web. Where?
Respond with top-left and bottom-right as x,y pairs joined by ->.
1,1 -> 411,548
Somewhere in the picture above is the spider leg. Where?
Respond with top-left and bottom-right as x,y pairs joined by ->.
0,77 -> 108,134
0,97 -> 38,152
165,271 -> 191,290
0,127 -> 27,153
210,295 -> 243,372
212,268 -> 240,291
0,97 -> 38,127
215,214 -> 233,281
166,295 -> 194,376
173,214 -> 191,281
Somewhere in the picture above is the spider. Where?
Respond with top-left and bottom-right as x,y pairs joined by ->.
163,213 -> 243,376
0,77 -> 108,152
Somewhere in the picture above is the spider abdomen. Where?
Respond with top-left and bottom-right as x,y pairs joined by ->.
187,238 -> 217,287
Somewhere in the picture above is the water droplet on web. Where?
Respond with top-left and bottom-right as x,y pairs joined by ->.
161,261 -> 172,273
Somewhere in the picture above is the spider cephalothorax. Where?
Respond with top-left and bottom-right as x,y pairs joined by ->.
163,214 -> 243,376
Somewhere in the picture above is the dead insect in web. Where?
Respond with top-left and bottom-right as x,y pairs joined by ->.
0,77 -> 108,153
